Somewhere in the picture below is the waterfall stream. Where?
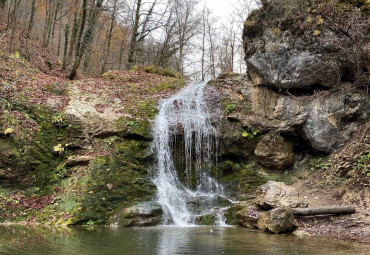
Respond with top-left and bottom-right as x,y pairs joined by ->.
151,81 -> 230,226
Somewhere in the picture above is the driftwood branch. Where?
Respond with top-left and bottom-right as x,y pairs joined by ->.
293,206 -> 356,216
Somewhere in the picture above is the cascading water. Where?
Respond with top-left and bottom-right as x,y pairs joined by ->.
151,81 -> 230,226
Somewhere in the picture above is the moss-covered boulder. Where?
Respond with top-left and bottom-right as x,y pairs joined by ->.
257,207 -> 298,234
111,201 -> 163,227
236,205 -> 260,229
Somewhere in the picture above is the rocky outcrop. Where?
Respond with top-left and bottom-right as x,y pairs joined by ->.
243,1 -> 369,89
236,182 -> 302,234
244,29 -> 344,89
212,75 -> 369,154
254,134 -> 295,170
257,207 -> 298,234
256,181 -> 307,210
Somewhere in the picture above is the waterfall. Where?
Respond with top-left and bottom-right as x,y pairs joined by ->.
151,81 -> 229,226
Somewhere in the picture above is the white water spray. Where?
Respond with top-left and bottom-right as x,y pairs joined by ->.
151,82 -> 230,226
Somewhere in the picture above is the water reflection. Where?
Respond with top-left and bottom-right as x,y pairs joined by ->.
0,225 -> 367,255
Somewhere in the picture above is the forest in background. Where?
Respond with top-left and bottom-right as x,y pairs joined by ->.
0,0 -> 260,80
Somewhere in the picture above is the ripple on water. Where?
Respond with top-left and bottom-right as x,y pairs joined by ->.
0,225 -> 368,255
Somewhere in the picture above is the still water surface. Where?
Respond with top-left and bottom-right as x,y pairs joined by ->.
0,225 -> 368,255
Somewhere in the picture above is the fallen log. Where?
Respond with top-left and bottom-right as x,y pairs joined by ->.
292,206 -> 356,216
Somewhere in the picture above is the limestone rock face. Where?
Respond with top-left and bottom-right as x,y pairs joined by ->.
256,181 -> 307,210
212,75 -> 370,153
254,134 -> 294,171
257,207 -> 298,234
245,34 -> 342,89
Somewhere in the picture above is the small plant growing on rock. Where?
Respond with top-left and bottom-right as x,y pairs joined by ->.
53,144 -> 64,155
226,104 -> 237,113
357,150 -> 370,177
126,121 -> 139,127
242,128 -> 260,139
3,127 -> 13,135
52,113 -> 65,128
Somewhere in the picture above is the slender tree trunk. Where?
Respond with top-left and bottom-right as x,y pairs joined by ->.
8,0 -> 20,50
201,10 -> 206,81
101,0 -> 117,74
118,33 -> 125,69
74,0 -> 87,62
69,0 -> 104,80
127,0 -> 142,69
43,1 -> 54,47
67,0 -> 80,62
83,48 -> 92,74
62,24 -> 69,71
51,2 -> 60,39
57,14 -> 62,56
27,0 -> 36,37
42,0 -> 50,44
208,24 -> 216,78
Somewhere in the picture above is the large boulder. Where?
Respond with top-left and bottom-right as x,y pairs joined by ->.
254,134 -> 295,170
257,207 -> 298,234
256,181 -> 307,209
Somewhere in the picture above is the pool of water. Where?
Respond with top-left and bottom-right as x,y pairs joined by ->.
0,225 -> 368,255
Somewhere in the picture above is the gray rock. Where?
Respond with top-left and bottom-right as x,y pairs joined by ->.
216,75 -> 369,153
244,20 -> 357,89
256,181 -> 307,209
257,207 -> 298,234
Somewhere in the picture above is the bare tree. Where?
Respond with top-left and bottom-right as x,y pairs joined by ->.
69,0 -> 105,79
127,0 -> 169,68
173,0 -> 199,74
101,0 -> 118,74
26,0 -> 37,37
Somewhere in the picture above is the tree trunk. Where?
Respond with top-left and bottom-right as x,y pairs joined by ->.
69,0 -> 104,80
8,0 -> 21,49
62,23 -> 69,71
127,0 -> 142,69
27,0 -> 36,37
67,0 -> 80,62
118,32 -> 126,69
74,0 -> 87,62
43,1 -> 54,47
101,0 -> 117,74
57,13 -> 62,56
51,1 -> 61,41
292,206 -> 356,216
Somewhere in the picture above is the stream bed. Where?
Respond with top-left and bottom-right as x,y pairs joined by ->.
0,225 -> 368,255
